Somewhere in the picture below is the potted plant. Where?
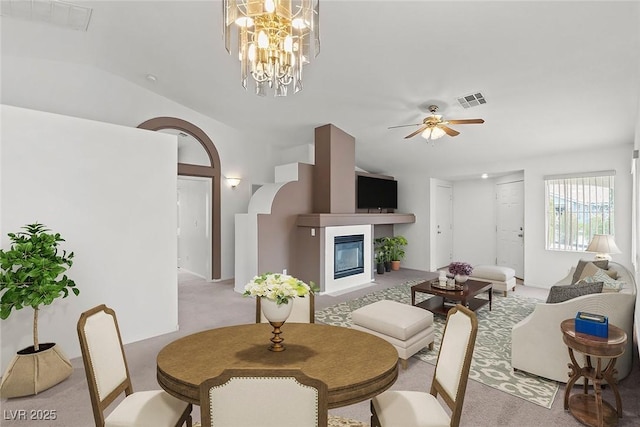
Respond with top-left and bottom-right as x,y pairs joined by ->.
374,251 -> 386,275
388,235 -> 408,271
374,237 -> 391,272
448,261 -> 473,283
0,223 -> 79,398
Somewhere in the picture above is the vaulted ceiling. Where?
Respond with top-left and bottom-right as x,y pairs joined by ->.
2,1 -> 640,174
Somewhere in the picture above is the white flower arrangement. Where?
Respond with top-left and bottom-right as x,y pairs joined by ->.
243,273 -> 315,305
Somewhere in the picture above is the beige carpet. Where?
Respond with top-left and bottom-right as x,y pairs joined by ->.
193,416 -> 368,426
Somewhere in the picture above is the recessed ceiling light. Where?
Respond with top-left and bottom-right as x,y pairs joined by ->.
145,74 -> 158,83
481,173 -> 488,179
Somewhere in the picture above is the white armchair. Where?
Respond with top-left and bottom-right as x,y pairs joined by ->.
511,261 -> 636,383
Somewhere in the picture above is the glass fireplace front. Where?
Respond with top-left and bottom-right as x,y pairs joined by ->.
334,234 -> 365,279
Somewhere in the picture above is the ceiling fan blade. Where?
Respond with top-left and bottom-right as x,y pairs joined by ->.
440,125 -> 460,137
446,119 -> 485,124
388,123 -> 422,129
404,125 -> 428,139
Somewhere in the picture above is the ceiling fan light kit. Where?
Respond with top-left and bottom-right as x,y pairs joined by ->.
421,126 -> 446,141
223,0 -> 320,97
388,104 -> 485,142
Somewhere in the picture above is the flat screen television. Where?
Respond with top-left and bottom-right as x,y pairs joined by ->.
357,175 -> 398,210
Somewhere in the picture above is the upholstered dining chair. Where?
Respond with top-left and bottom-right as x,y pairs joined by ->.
370,304 -> 478,427
77,304 -> 192,427
256,293 -> 315,323
200,368 -> 328,427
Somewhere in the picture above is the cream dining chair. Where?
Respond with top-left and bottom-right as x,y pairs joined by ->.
77,304 -> 192,427
256,293 -> 315,323
200,368 -> 328,427
370,304 -> 478,427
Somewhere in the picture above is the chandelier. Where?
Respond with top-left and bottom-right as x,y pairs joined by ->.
223,0 -> 320,97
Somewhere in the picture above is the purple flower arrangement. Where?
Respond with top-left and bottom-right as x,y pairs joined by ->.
448,262 -> 473,276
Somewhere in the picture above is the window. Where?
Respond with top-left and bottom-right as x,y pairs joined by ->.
545,171 -> 615,251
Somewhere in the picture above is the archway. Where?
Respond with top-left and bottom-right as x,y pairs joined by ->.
138,117 -> 221,279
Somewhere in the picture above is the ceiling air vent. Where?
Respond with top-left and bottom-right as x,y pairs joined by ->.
0,0 -> 93,31
457,92 -> 487,109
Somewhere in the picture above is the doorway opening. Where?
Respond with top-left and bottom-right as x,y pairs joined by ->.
138,117 -> 222,280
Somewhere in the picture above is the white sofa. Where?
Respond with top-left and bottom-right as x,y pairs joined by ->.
511,261 -> 636,383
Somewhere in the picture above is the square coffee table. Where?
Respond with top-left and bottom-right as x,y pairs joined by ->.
411,278 -> 492,316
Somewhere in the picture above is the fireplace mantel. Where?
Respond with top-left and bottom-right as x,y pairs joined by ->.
296,213 -> 415,228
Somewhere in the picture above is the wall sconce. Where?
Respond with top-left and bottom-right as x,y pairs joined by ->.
226,177 -> 241,189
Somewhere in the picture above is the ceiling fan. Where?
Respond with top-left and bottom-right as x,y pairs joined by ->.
388,105 -> 485,140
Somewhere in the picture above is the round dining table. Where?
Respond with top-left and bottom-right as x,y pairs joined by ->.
157,322 -> 399,408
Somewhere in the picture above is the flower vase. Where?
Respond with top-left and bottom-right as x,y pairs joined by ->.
454,274 -> 469,284
261,298 -> 294,352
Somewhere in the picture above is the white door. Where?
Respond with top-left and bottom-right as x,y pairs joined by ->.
496,181 -> 524,278
177,177 -> 211,278
435,185 -> 453,269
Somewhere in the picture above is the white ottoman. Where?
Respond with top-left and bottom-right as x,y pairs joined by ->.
351,300 -> 434,369
471,265 -> 516,296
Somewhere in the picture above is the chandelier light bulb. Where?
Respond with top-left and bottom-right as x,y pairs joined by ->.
284,35 -> 293,53
257,31 -> 269,48
264,0 -> 275,13
248,43 -> 257,61
292,18 -> 306,29
235,16 -> 253,27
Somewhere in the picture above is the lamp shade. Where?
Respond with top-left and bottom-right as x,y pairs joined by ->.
586,234 -> 621,260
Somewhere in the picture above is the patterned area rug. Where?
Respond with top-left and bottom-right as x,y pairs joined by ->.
193,416 -> 367,427
315,280 -> 559,409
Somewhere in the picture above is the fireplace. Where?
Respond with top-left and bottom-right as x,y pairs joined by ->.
323,225 -> 373,295
334,234 -> 365,279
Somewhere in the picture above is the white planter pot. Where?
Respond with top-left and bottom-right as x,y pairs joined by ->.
454,274 -> 469,283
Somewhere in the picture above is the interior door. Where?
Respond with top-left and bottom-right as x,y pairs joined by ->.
435,184 -> 453,269
177,177 -> 212,279
496,180 -> 524,278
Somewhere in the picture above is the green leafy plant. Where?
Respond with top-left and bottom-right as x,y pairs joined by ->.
374,237 -> 391,264
0,223 -> 79,352
388,235 -> 408,261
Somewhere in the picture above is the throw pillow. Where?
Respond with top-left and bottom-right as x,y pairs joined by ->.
604,267 -> 620,280
578,262 -> 621,282
546,281 -> 604,304
572,259 -> 609,284
582,269 -> 626,292
578,262 -> 605,281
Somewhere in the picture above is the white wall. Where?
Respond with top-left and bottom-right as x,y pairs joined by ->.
452,179 -> 496,266
392,173 -> 430,271
1,55 -> 276,280
0,105 -> 178,371
389,145 -> 633,289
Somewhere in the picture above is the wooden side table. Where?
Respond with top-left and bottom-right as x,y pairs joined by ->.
561,319 -> 627,427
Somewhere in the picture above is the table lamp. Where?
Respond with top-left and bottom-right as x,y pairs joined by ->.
585,234 -> 621,261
